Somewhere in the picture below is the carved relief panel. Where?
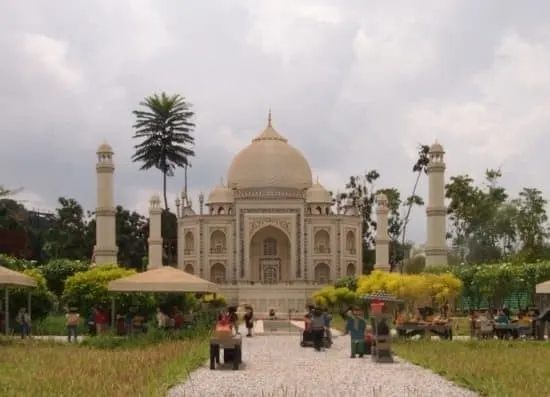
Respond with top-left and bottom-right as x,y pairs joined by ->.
243,213 -> 297,281
207,225 -> 230,255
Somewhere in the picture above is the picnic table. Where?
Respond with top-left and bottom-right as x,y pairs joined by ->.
471,317 -> 534,339
396,321 -> 453,340
209,335 -> 242,370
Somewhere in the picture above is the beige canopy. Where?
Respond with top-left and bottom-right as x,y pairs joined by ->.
107,266 -> 218,293
536,280 -> 550,294
0,266 -> 37,287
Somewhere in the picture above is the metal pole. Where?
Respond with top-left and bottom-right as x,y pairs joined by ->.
4,288 -> 8,335
111,297 -> 115,328
27,291 -> 31,336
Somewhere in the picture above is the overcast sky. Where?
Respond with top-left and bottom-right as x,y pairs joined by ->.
1,0 -> 550,244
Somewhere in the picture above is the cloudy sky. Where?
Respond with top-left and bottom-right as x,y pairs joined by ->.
1,0 -> 549,244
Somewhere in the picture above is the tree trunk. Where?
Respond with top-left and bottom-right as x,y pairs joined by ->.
184,165 -> 188,195
399,171 -> 422,273
162,171 -> 169,211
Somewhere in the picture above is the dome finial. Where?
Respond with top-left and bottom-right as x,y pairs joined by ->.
316,176 -> 319,184
219,176 -> 224,186
267,108 -> 272,127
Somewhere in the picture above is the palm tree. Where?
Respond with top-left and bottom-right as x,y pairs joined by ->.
131,93 -> 196,210
398,144 -> 430,273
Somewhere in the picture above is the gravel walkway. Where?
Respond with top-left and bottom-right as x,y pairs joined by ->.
168,328 -> 478,397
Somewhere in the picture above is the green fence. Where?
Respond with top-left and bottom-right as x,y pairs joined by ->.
456,291 -> 532,312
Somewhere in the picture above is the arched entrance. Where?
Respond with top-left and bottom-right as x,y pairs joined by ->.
249,225 -> 291,283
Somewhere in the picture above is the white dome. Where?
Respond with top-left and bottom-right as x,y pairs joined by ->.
207,180 -> 233,204
97,142 -> 113,154
306,179 -> 332,203
227,117 -> 312,191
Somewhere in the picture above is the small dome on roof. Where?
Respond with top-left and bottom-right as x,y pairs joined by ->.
207,179 -> 233,204
429,142 -> 444,154
97,142 -> 113,154
306,179 -> 332,203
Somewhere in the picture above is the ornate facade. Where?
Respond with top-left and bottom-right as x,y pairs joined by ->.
175,114 -> 362,312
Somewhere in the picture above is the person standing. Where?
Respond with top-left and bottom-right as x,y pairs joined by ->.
16,308 -> 31,339
322,308 -> 333,345
65,307 -> 80,343
244,305 -> 254,337
344,306 -> 367,358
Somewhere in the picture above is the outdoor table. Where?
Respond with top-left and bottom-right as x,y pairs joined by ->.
396,322 -> 453,340
209,335 -> 242,370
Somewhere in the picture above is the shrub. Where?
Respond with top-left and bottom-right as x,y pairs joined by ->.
9,268 -> 56,321
39,259 -> 89,297
202,293 -> 226,308
0,254 -> 37,271
62,264 -> 155,315
312,286 -> 356,309
355,270 -> 462,309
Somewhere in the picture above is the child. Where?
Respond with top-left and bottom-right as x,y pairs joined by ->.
65,307 -> 80,343
244,306 -> 254,337
344,306 -> 367,358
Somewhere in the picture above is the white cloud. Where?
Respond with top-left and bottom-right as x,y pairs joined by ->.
402,32 -> 550,178
21,33 -> 85,93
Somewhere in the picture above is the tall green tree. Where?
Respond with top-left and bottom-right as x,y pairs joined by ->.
335,170 -> 380,273
376,188 -> 404,267
400,144 -> 429,254
43,197 -> 90,260
512,187 -> 549,260
131,92 -> 196,210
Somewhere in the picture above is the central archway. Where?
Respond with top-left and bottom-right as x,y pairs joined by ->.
249,225 -> 291,283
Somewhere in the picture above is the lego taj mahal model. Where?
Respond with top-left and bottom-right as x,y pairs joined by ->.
92,113 -> 448,314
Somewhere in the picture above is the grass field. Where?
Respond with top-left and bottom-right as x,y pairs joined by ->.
0,336 -> 208,397
393,340 -> 550,397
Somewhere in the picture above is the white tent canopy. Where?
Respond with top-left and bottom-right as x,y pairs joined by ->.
0,266 -> 37,287
536,280 -> 550,294
107,266 -> 219,293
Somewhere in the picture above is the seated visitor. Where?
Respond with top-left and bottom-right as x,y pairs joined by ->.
132,313 -> 146,333
496,309 -> 509,324
173,306 -> 184,329
310,307 -> 326,352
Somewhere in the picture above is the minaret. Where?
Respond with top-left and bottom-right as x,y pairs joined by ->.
425,142 -> 448,267
94,142 -> 118,264
374,193 -> 390,272
148,194 -> 163,269
198,192 -> 204,215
